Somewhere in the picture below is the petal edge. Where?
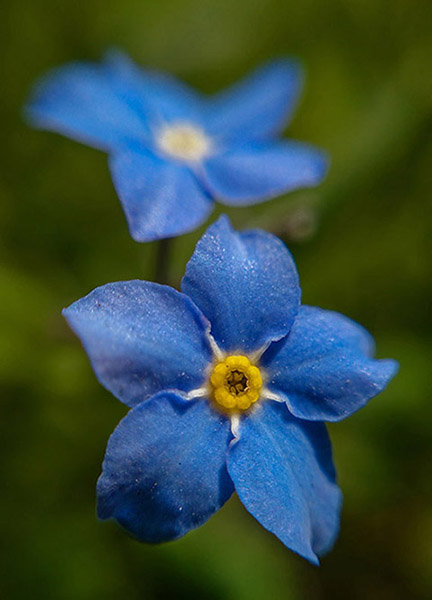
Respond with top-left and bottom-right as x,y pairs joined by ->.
182,216 -> 301,353
262,306 -> 399,421
228,401 -> 342,563
63,280 -> 213,407
98,392 -> 234,542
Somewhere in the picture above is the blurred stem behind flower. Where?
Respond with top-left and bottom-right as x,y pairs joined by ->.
155,238 -> 172,284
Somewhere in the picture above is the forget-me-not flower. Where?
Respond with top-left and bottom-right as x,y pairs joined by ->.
63,216 -> 398,563
26,51 -> 328,242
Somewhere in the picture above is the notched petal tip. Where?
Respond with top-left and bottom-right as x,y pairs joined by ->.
357,356 -> 400,398
262,306 -> 399,423
182,214 -> 300,353
364,357 -> 399,399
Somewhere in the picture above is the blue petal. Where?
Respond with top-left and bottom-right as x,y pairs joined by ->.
262,306 -> 399,422
63,281 -> 212,408
104,50 -> 205,127
228,401 -> 342,564
109,149 -> 213,241
204,59 -> 303,142
202,141 -> 328,206
25,60 -> 151,152
182,216 -> 300,354
97,392 -> 234,542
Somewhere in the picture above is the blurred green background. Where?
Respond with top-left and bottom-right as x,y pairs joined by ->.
1,0 -> 432,598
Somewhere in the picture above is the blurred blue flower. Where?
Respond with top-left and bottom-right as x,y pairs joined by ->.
63,216 -> 397,563
26,52 -> 328,242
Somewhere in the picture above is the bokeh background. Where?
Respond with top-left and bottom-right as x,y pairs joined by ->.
1,0 -> 432,598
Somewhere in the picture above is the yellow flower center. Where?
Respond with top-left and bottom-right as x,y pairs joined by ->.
210,355 -> 263,412
157,123 -> 212,162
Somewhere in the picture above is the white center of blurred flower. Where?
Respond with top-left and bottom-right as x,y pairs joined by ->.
157,123 -> 212,162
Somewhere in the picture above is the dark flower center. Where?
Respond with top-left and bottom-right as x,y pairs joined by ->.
210,355 -> 262,412
226,369 -> 249,396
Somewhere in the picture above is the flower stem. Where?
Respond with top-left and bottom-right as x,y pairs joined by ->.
155,238 -> 172,284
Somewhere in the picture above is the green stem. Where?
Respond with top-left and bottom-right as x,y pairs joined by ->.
155,238 -> 172,284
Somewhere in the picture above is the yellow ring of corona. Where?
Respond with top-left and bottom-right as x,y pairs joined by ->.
210,355 -> 263,412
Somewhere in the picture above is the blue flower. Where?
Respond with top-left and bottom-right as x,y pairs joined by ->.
26,51 -> 328,242
63,216 -> 398,563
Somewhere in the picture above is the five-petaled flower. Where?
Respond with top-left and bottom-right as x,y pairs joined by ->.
63,216 -> 398,564
26,51 -> 328,242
